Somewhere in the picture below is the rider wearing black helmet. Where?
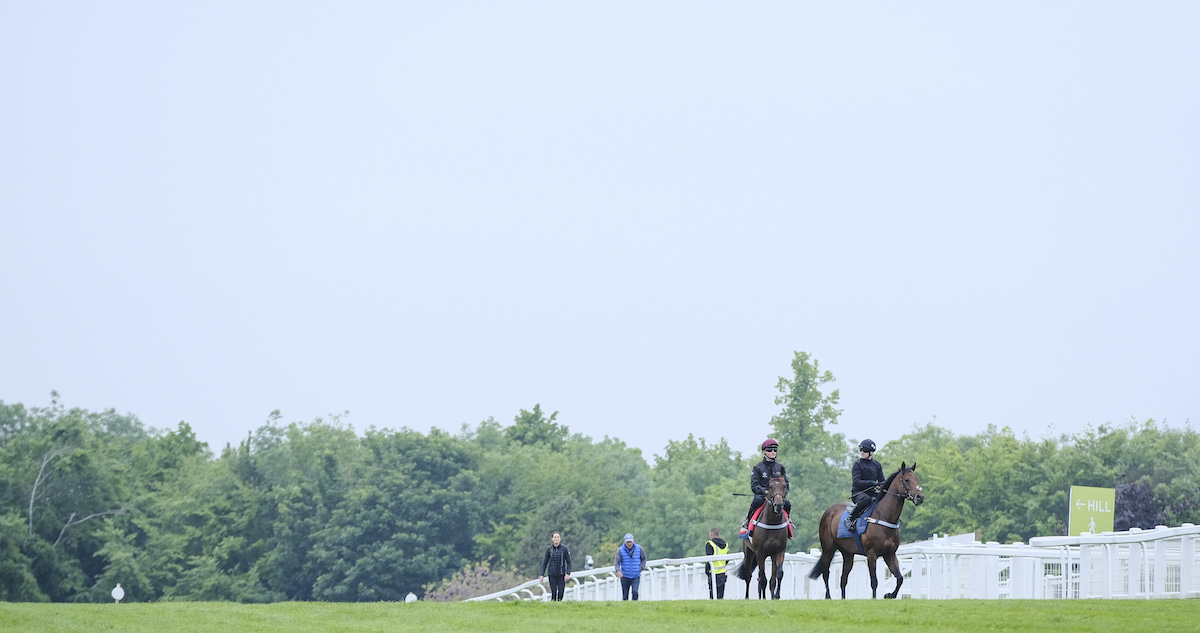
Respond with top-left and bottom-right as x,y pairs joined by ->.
739,438 -> 791,538
844,439 -> 885,532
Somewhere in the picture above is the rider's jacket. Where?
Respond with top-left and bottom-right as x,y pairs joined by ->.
850,457 -> 885,502
750,458 -> 789,497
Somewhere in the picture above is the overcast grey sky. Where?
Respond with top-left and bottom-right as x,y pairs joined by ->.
3,2 -> 1197,459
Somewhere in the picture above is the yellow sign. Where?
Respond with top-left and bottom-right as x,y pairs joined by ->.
1068,485 -> 1115,536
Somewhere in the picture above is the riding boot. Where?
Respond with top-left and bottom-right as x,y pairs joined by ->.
738,518 -> 750,538
844,513 -> 857,532
845,495 -> 871,532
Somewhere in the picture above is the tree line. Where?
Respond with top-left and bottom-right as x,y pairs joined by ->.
2,352 -> 1197,602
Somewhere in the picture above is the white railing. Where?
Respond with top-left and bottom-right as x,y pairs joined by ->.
466,552 -> 821,602
466,524 -> 1200,601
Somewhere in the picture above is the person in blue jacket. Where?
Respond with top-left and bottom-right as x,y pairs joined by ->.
613,533 -> 647,600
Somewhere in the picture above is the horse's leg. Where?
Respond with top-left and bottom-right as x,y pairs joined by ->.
838,550 -> 854,600
866,551 -> 880,599
767,554 -> 775,600
757,558 -> 768,599
815,518 -> 835,599
883,551 -> 904,599
772,552 -> 785,599
742,549 -> 755,600
816,546 -> 835,599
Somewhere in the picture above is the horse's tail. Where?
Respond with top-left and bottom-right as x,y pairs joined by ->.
736,556 -> 753,582
807,555 -> 829,580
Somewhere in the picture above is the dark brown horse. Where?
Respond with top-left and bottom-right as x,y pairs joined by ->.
736,476 -> 790,599
808,462 -> 923,599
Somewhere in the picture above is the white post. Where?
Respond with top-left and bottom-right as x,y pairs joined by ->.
983,543 -> 1000,599
948,554 -> 960,599
1127,542 -> 1142,598
1154,535 -> 1167,598
1011,556 -> 1030,599
1100,543 -> 1113,599
1079,543 -> 1093,598
1063,546 -> 1075,599
1181,532 -> 1195,598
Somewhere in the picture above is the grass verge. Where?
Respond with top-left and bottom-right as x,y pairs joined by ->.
2,599 -> 1193,633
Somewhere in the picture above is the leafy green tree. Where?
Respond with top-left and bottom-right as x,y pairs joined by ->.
767,352 -> 848,551
246,418 -> 362,601
886,423 -> 1067,543
515,496 -> 597,576
7,389 -> 1197,605
504,405 -> 567,450
0,396 -> 143,601
308,428 -> 482,600
0,512 -> 43,601
1101,420 -> 1200,527
638,435 -> 747,558
466,414 -> 649,572
93,422 -> 279,603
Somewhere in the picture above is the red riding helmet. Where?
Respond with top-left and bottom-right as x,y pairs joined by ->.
761,438 -> 779,451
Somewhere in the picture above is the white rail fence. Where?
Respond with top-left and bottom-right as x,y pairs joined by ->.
466,524 -> 1200,601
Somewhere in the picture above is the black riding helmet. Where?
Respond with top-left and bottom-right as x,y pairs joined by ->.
858,439 -> 876,453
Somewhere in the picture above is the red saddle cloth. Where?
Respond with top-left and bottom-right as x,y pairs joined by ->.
749,505 -> 794,539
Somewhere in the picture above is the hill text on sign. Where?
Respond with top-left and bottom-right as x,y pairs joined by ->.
1068,485 -> 1115,535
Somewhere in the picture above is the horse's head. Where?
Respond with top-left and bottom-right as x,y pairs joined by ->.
767,475 -> 788,514
895,462 -> 924,506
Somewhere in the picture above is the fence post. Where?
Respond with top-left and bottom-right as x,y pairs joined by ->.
1154,535 -> 1167,598
1181,530 -> 1195,598
1127,540 -> 1142,598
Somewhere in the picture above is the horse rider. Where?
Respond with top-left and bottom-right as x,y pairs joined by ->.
844,438 -> 885,532
739,438 -> 791,538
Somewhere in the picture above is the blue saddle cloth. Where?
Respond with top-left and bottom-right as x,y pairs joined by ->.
836,500 -> 878,539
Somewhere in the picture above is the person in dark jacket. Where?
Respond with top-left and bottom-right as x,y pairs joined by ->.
739,438 -> 791,538
538,531 -> 572,601
704,527 -> 729,599
844,439 -> 886,532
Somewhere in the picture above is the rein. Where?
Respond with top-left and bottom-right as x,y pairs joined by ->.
884,470 -> 922,502
755,486 -> 791,531
869,470 -> 921,530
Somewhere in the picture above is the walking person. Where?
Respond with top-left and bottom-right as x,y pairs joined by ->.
704,527 -> 728,599
614,533 -> 647,600
538,531 -> 572,601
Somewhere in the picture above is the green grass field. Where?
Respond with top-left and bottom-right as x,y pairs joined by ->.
1,599 -> 1192,633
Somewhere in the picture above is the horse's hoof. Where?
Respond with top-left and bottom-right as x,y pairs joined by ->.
884,593 -> 895,599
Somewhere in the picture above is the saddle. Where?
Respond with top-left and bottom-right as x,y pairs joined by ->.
748,504 -> 794,539
837,501 -> 875,539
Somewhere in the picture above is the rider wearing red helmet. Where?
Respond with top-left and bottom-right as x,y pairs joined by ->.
739,438 -> 791,538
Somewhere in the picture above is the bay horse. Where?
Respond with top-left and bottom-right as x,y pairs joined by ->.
735,475 -> 790,599
808,462 -> 923,599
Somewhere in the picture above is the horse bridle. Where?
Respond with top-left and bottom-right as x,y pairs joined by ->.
768,478 -> 788,513
888,470 -> 922,502
770,491 -> 786,513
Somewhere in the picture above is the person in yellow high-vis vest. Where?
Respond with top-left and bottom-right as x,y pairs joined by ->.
705,527 -> 729,599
